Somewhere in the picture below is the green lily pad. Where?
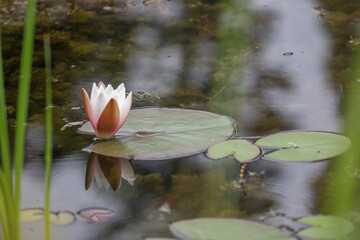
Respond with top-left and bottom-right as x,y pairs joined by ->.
170,218 -> 295,240
297,215 -> 353,239
255,131 -> 351,162
207,139 -> 261,162
79,108 -> 235,160
21,208 -> 44,222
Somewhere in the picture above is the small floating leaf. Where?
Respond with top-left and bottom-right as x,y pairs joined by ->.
21,208 -> 44,222
50,211 -> 75,226
78,208 -> 114,223
255,131 -> 351,161
170,218 -> 295,240
207,139 -> 261,162
79,108 -> 235,160
297,215 -> 353,239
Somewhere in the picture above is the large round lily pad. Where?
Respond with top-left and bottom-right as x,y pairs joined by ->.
207,139 -> 261,163
170,218 -> 295,240
79,108 -> 235,160
297,215 -> 353,239
255,131 -> 351,162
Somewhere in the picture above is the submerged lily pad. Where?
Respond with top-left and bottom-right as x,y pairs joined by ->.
207,139 -> 261,162
170,218 -> 295,240
79,108 -> 235,160
297,215 -> 353,239
255,131 -> 351,162
21,208 -> 44,222
50,211 -> 76,226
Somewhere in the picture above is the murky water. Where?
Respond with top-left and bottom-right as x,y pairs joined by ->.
0,0 -> 359,239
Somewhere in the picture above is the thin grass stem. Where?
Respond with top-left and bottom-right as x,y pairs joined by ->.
43,34 -> 53,240
13,0 -> 37,239
0,35 -> 12,191
0,172 -> 10,240
1,180 -> 15,240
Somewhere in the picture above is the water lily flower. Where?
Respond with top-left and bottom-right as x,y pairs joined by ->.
82,82 -> 133,139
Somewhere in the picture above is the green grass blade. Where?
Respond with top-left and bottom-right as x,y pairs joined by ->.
43,34 -> 53,240
0,170 -> 14,240
0,35 -> 12,190
0,35 -> 14,240
13,0 -> 37,239
0,174 -> 10,240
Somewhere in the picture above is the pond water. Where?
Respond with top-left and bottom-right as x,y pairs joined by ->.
1,0 -> 359,239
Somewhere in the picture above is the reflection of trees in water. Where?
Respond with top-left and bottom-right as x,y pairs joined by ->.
242,0 -> 338,134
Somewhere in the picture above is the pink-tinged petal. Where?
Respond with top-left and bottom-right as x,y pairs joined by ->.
82,88 -> 98,130
119,92 -> 133,126
96,99 -> 121,139
97,81 -> 106,89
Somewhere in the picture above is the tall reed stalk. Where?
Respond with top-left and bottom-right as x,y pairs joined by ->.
43,34 -> 53,240
0,35 -> 14,240
0,0 -> 37,239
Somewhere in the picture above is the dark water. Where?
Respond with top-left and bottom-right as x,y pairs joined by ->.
0,0 -> 359,239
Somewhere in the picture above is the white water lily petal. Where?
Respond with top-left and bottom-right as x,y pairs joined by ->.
98,84 -> 106,93
112,95 -> 121,108
114,88 -> 126,107
105,84 -> 114,95
90,83 -> 99,106
94,92 -> 110,119
94,162 -> 110,191
119,92 -> 133,125
120,159 -> 135,185
116,83 -> 124,93
108,90 -> 121,101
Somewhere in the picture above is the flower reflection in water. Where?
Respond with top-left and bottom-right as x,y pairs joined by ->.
85,152 -> 135,191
